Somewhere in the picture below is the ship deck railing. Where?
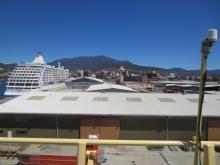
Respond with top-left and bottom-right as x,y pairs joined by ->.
0,137 -> 220,165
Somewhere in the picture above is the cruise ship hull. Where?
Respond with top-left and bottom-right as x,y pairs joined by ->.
4,82 -> 66,96
4,88 -> 40,96
5,53 -> 69,96
4,90 -> 25,96
0,81 -> 6,97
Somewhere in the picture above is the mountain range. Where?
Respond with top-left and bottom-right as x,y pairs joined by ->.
49,55 -> 220,76
1,55 -> 220,76
0,63 -> 16,71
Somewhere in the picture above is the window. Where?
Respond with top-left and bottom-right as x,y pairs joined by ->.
187,98 -> 199,103
93,97 -> 108,101
158,98 -> 175,102
126,97 -> 142,102
16,130 -> 28,135
27,96 -> 46,100
61,96 -> 78,101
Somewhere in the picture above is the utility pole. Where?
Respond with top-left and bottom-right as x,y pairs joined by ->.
194,29 -> 218,165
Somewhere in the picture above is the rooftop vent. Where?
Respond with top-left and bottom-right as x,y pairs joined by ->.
27,96 -> 46,100
61,96 -> 78,101
187,98 -> 199,103
126,97 -> 142,102
93,97 -> 108,102
158,98 -> 175,102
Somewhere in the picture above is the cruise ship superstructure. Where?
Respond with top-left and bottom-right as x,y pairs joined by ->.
5,52 -> 69,95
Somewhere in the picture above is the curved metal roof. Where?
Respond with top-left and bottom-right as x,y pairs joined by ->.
0,92 -> 220,117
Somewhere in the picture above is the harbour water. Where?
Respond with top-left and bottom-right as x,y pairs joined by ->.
0,80 -> 6,99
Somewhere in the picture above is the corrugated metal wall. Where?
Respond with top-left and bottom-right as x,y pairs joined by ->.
80,117 -> 120,139
208,118 -> 220,140
120,118 -> 166,140
0,115 -> 210,140
0,115 -> 80,138
120,117 -> 208,141
167,118 -> 207,141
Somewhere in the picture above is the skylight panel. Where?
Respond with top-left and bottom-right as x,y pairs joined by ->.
158,98 -> 175,102
126,97 -> 142,102
61,96 -> 78,101
27,96 -> 46,100
187,98 -> 199,103
93,97 -> 108,101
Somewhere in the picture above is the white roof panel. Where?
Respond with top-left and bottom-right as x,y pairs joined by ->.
84,77 -> 105,83
86,83 -> 138,92
0,92 -> 220,117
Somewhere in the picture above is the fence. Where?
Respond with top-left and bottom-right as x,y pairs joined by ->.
0,137 -> 220,165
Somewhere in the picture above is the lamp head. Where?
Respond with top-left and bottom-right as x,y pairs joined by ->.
205,29 -> 218,43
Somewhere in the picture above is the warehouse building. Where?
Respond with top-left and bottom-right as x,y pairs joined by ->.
0,92 -> 220,141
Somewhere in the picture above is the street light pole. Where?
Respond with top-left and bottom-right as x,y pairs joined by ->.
194,29 -> 218,165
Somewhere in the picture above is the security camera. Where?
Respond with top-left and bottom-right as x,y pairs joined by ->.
206,29 -> 218,43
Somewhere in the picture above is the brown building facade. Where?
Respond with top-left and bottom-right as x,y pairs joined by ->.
0,114 -> 219,141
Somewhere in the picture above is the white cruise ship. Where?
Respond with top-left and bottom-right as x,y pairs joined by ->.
5,52 -> 69,96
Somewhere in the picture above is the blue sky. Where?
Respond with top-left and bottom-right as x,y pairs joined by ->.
0,0 -> 219,69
